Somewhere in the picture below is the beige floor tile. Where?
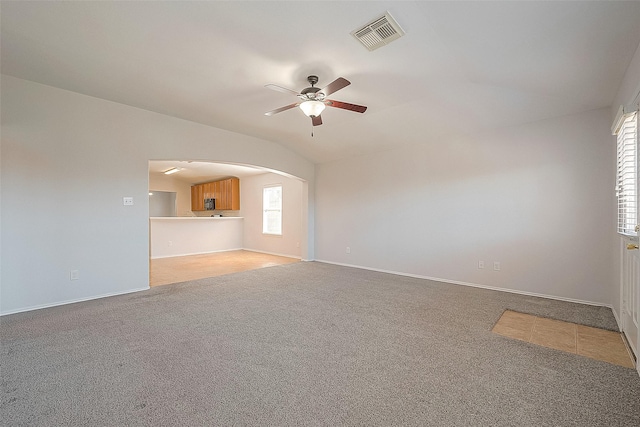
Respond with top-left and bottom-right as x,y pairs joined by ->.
576,325 -> 635,368
492,310 -> 536,341
493,311 -> 636,369
530,317 -> 577,353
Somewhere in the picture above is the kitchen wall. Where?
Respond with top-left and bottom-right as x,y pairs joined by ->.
315,108 -> 616,305
148,172 -> 192,216
1,76 -> 314,315
240,172 -> 303,258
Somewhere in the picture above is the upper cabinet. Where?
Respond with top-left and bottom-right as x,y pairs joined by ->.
190,184 -> 204,211
191,177 -> 240,211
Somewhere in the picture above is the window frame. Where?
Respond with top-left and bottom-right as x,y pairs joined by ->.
262,184 -> 283,236
614,110 -> 638,237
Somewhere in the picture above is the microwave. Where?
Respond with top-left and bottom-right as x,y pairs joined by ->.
204,198 -> 216,210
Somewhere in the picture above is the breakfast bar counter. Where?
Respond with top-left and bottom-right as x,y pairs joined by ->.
149,217 -> 243,259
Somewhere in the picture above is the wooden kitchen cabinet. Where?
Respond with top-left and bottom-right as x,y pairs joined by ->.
203,182 -> 214,199
190,185 -> 204,211
219,179 -> 229,209
228,177 -> 240,210
191,177 -> 240,211
213,181 -> 221,207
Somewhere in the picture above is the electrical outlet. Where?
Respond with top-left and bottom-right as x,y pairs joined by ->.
70,270 -> 79,281
168,240 -> 173,247
123,197 -> 134,206
296,242 -> 300,248
493,261 -> 501,271
346,247 -> 351,254
478,261 -> 485,269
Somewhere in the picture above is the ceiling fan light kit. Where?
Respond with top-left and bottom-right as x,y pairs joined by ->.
299,100 -> 325,117
264,75 -> 367,130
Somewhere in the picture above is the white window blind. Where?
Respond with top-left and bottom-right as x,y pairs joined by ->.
263,185 -> 282,235
615,111 -> 638,236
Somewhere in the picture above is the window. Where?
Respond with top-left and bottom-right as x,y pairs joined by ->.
263,185 -> 282,235
614,111 -> 638,236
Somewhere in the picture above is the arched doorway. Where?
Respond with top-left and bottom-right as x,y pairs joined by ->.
148,160 -> 310,286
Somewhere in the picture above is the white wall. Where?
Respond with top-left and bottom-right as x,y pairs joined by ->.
148,172 -> 192,216
612,41 -> 640,118
240,172 -> 303,258
316,108 -> 616,305
149,191 -> 176,217
0,76 -> 314,315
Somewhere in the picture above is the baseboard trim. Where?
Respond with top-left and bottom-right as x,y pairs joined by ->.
315,259 -> 611,308
242,248 -> 301,260
150,248 -> 244,259
0,287 -> 150,316
3,260 -> 611,317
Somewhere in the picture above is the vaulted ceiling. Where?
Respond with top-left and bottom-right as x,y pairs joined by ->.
3,1 -> 640,164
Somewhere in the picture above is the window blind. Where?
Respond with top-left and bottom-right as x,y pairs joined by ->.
615,111 -> 638,236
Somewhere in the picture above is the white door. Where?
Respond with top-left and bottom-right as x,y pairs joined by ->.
621,229 -> 639,361
617,110 -> 639,370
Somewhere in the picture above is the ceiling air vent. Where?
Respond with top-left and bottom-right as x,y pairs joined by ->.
351,11 -> 405,51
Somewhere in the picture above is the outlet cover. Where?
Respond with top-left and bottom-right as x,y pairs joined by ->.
493,262 -> 501,271
123,197 -> 134,206
70,270 -> 79,280
478,261 -> 485,269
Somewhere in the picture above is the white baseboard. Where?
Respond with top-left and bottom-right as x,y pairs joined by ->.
315,259 -> 611,308
150,247 -> 244,259
242,248 -> 301,260
0,286 -> 150,316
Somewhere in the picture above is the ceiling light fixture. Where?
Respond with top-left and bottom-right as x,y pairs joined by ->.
164,167 -> 181,175
299,100 -> 326,118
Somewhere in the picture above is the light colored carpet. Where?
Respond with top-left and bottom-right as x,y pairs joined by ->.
1,262 -> 639,426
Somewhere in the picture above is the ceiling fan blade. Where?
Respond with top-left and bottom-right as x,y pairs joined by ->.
320,77 -> 350,97
264,84 -> 300,96
325,99 -> 367,113
312,115 -> 323,126
264,103 -> 299,116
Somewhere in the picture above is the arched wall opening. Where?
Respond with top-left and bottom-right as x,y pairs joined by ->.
148,160 -> 312,280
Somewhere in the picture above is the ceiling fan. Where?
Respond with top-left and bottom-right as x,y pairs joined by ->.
264,75 -> 367,127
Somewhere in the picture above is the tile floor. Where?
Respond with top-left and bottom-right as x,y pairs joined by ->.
493,310 -> 635,368
149,250 -> 300,287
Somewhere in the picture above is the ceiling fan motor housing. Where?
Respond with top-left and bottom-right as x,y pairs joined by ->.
301,76 -> 323,100
301,86 -> 321,98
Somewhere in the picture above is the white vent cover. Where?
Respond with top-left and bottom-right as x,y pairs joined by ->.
351,11 -> 405,51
